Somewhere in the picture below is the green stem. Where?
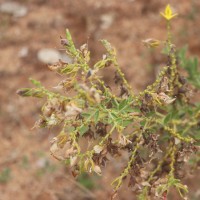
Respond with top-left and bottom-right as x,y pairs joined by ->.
167,21 -> 172,46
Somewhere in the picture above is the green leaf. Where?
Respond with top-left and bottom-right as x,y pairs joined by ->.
65,29 -> 78,56
193,132 -> 200,140
17,88 -> 32,97
140,121 -> 146,127
110,112 -> 118,120
118,99 -> 128,111
94,110 -> 99,124
178,46 -> 187,67
178,47 -> 200,88
161,45 -> 170,55
163,112 -> 172,125
111,99 -> 119,109
66,29 -> 72,41
81,112 -> 91,118
163,109 -> 179,125
29,78 -> 42,87
121,119 -> 133,127
79,125 -> 89,136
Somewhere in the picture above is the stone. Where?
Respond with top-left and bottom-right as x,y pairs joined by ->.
18,47 -> 29,58
100,14 -> 115,30
37,48 -> 60,64
35,158 -> 48,168
0,2 -> 28,17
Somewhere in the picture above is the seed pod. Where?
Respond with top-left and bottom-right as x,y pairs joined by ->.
142,38 -> 160,48
158,92 -> 176,104
118,135 -> 132,147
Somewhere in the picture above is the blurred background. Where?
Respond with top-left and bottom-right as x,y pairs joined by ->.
0,0 -> 200,199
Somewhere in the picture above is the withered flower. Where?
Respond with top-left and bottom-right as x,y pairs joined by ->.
142,38 -> 160,48
158,92 -> 176,104
120,84 -> 129,97
60,36 -> 69,46
95,122 -> 108,136
118,135 -> 132,147
93,145 -> 104,154
106,138 -> 120,156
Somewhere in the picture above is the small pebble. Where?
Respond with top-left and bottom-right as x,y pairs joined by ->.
18,47 -> 29,58
37,48 -> 60,64
0,2 -> 28,17
35,158 -> 48,168
100,14 -> 115,30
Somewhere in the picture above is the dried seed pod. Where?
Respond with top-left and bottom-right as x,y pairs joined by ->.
65,147 -> 77,158
33,118 -> 47,128
118,135 -> 132,147
159,76 -> 169,92
158,92 -> 176,104
80,43 -> 87,51
142,38 -> 160,48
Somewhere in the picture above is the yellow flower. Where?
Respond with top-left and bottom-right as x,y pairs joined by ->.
160,4 -> 178,21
